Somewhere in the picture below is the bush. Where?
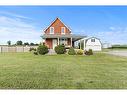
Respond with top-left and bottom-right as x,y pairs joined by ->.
84,49 -> 93,55
68,47 -> 76,55
76,49 -> 84,55
37,45 -> 48,55
33,51 -> 38,55
29,48 -> 36,52
55,45 -> 66,54
84,50 -> 89,55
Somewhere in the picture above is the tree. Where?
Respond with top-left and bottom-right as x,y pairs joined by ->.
16,40 -> 23,45
24,42 -> 29,46
35,43 -> 39,46
30,43 -> 34,46
7,40 -> 11,46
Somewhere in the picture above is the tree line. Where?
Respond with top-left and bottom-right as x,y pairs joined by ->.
7,40 -> 39,46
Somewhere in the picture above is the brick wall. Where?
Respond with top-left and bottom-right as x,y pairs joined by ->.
44,18 -> 71,35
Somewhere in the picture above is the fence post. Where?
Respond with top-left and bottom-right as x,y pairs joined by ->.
1,47 -> 2,53
23,46 -> 24,52
15,46 -> 17,53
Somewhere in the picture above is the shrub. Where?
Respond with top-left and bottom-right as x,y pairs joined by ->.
29,48 -> 36,52
37,45 -> 48,55
77,49 -> 84,55
84,49 -> 93,55
68,47 -> 76,55
84,50 -> 89,55
33,51 -> 38,55
55,45 -> 66,54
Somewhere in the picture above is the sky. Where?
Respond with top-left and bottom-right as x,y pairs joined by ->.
0,6 -> 127,45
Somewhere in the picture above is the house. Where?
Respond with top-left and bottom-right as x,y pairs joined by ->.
41,18 -> 85,49
80,37 -> 102,51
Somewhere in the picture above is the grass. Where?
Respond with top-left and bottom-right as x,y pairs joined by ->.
0,52 -> 127,89
102,48 -> 127,52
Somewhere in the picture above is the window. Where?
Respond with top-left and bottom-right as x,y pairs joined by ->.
50,27 -> 54,34
91,39 -> 95,42
61,27 -> 65,34
60,38 -> 67,45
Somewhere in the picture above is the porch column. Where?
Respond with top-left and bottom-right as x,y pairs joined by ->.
80,39 -> 81,49
57,37 -> 59,45
71,37 -> 72,47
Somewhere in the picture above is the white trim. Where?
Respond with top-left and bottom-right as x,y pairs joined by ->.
52,39 -> 57,49
61,27 -> 65,34
50,27 -> 54,34
71,37 -> 72,47
57,37 -> 59,45
86,37 -> 101,41
43,18 -> 56,32
58,18 -> 72,32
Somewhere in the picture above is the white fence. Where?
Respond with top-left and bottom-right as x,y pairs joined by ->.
0,46 -> 38,52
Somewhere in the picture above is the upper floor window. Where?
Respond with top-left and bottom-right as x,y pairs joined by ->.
91,39 -> 95,42
50,27 -> 54,34
61,27 -> 65,34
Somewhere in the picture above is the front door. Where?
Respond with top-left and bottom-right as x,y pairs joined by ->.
52,39 -> 57,49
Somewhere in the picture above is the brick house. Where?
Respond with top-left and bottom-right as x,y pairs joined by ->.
42,18 -> 85,49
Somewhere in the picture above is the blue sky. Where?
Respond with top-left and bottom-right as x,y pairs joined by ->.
0,6 -> 127,45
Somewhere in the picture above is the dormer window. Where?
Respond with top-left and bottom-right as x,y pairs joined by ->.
50,27 -> 54,34
61,27 -> 65,34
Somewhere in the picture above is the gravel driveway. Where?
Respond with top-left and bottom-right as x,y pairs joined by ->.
107,50 -> 127,57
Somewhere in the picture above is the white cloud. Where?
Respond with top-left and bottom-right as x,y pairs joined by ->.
0,11 -> 32,20
75,27 -> 127,45
0,15 -> 42,45
95,27 -> 127,45
0,16 -> 34,28
109,26 -> 115,30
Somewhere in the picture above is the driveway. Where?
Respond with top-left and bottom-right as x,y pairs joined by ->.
107,50 -> 127,57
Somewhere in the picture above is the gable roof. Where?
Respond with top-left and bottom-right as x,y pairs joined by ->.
85,36 -> 102,45
43,17 -> 72,33
86,37 -> 101,41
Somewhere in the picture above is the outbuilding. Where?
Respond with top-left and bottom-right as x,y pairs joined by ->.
102,43 -> 112,49
80,37 -> 102,51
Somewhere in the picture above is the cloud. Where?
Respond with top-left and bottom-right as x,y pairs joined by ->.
109,26 -> 115,31
95,27 -> 127,44
0,14 -> 41,45
75,27 -> 127,45
0,11 -> 32,20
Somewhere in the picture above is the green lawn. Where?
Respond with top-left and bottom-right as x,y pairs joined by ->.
0,52 -> 127,89
102,48 -> 127,52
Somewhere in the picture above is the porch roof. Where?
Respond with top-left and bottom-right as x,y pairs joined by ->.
41,34 -> 86,41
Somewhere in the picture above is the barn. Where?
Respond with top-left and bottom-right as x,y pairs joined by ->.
80,37 -> 102,51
